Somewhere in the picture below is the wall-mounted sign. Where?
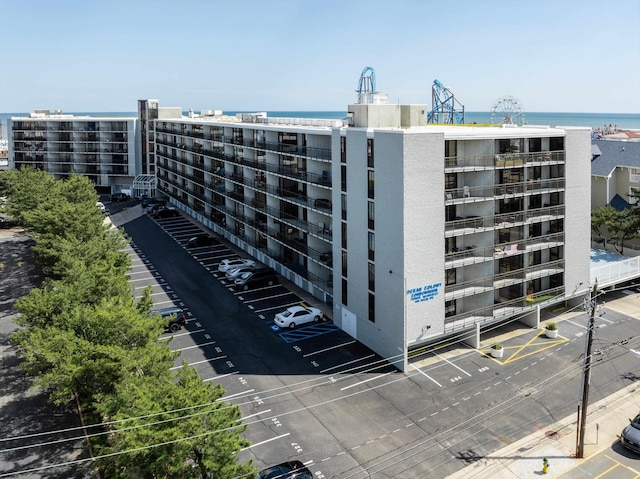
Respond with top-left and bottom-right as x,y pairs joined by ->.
406,282 -> 441,303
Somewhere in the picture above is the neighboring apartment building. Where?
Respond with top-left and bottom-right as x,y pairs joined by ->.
590,140 -> 640,210
151,99 -> 592,370
7,110 -> 139,194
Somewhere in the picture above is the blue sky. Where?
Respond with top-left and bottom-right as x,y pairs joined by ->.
1,0 -> 639,113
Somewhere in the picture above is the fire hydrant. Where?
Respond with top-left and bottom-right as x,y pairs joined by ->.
542,457 -> 549,474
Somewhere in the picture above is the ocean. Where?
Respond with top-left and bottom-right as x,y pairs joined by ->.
1,111 -> 639,140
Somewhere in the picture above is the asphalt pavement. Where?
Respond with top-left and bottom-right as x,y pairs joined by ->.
443,300 -> 640,479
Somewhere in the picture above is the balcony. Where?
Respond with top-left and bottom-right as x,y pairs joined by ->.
445,150 -> 566,170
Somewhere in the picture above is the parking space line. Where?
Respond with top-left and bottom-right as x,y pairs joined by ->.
243,292 -> 297,304
604,454 -> 640,475
203,371 -> 237,381
160,329 -> 204,339
320,354 -> 376,373
278,323 -> 340,343
240,432 -> 290,452
172,341 -> 216,352
303,341 -> 356,358
254,301 -> 301,314
169,355 -> 227,369
339,372 -> 393,391
409,363 -> 442,387
434,352 -> 472,377
223,389 -> 256,400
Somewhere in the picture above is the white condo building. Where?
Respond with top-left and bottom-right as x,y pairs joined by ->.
150,100 -> 591,371
7,110 -> 139,193
4,94 -> 592,371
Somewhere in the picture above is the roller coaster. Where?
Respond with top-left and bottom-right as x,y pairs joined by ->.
427,79 -> 465,124
356,66 -> 376,103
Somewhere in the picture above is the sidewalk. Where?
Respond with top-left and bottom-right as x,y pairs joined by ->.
445,377 -> 638,479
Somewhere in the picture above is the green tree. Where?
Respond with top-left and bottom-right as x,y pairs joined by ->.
12,297 -> 177,406
0,167 -> 56,223
94,365 -> 256,479
591,204 -> 640,254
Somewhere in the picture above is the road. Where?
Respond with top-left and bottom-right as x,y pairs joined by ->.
121,208 -> 640,478
1,199 -> 638,478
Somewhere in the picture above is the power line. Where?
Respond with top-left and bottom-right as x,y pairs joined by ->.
2,288 -> 634,476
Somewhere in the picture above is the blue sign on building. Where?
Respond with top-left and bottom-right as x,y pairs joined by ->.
406,282 -> 441,303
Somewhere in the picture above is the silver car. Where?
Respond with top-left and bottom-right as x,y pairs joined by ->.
621,413 -> 640,454
225,266 -> 255,280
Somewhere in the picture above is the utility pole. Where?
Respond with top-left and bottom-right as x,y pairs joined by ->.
576,281 -> 598,458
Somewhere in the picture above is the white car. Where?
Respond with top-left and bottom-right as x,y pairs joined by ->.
218,258 -> 256,273
274,305 -> 323,329
225,266 -> 255,280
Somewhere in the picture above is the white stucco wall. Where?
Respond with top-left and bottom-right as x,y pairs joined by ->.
563,128 -> 592,296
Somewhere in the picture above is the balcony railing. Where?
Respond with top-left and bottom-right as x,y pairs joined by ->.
445,150 -> 566,169
445,178 -> 565,202
444,285 -> 566,332
445,205 -> 565,233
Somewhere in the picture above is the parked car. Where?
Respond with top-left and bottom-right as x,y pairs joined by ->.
218,258 -> 256,273
225,266 -> 255,280
234,267 -> 278,290
96,201 -> 108,214
258,460 -> 312,479
142,197 -> 166,208
110,192 -> 130,202
151,306 -> 187,333
147,203 -> 167,215
152,207 -> 180,219
621,413 -> 640,454
187,234 -> 219,248
274,305 -> 322,329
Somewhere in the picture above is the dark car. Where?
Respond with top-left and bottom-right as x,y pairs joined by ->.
621,413 -> 640,454
234,267 -> 278,291
258,461 -> 312,479
147,203 -> 168,215
153,207 -> 180,219
187,234 -> 219,248
151,306 -> 187,333
110,192 -> 130,202
142,197 -> 166,208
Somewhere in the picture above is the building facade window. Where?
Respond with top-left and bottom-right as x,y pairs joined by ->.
368,201 -> 375,230
342,251 -> 348,278
367,138 -> 374,168
445,300 -> 456,318
340,136 -> 346,163
368,292 -> 375,323
341,165 -> 347,192
341,222 -> 347,249
368,262 -> 375,292
446,268 -> 456,285
368,232 -> 375,261
368,170 -> 375,199
341,194 -> 347,221
342,278 -> 348,306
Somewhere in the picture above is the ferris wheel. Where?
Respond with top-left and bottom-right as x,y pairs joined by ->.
490,96 -> 526,125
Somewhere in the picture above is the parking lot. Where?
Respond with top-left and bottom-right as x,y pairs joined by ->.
2,199 -> 638,478
114,201 -> 640,478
